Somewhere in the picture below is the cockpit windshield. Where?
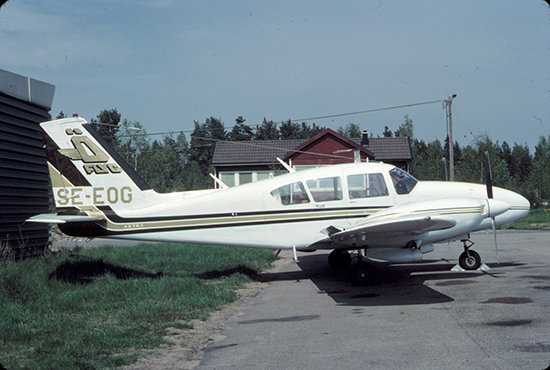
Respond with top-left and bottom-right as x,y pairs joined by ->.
389,168 -> 418,195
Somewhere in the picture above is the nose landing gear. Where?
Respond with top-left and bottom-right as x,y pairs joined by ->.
458,239 -> 482,270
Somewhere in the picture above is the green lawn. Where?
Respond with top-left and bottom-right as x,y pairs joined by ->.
501,207 -> 550,230
0,243 -> 276,370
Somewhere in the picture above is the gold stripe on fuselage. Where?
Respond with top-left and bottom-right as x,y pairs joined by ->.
97,206 -> 390,233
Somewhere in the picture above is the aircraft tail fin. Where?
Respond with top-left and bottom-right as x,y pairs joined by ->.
39,116 -> 155,213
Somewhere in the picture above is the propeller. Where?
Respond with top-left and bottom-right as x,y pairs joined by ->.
484,151 -> 499,264
485,151 -> 493,199
441,157 -> 448,181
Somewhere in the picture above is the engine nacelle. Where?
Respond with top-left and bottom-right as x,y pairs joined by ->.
368,244 -> 434,263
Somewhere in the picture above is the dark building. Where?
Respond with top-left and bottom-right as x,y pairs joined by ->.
0,69 -> 55,257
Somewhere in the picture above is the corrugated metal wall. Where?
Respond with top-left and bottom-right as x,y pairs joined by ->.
0,69 -> 55,258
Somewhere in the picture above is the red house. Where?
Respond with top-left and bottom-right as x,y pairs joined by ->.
283,129 -> 373,166
211,129 -> 412,187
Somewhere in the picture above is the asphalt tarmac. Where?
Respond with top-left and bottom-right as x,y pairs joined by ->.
195,230 -> 550,370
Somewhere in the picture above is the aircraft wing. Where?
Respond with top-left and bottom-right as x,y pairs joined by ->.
27,213 -> 105,224
335,214 -> 456,238
311,212 -> 457,250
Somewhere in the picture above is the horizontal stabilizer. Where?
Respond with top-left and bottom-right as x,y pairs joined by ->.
27,213 -> 105,224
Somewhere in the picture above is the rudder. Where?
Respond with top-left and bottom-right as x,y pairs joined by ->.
40,117 -> 154,212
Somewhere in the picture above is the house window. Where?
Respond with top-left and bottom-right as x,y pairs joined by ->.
218,171 -> 277,187
221,173 -> 235,187
257,172 -> 271,181
240,172 -> 253,184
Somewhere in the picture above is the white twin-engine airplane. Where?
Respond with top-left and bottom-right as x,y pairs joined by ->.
29,117 -> 530,285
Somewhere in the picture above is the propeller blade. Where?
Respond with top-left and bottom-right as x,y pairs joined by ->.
441,157 -> 448,181
492,216 -> 499,264
484,151 -> 493,199
486,152 -> 500,264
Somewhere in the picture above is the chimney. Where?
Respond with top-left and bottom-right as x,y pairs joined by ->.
361,130 -> 369,146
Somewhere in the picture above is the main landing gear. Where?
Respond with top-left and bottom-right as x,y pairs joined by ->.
458,239 -> 482,270
328,249 -> 376,286
329,239 -> 484,286
328,249 -> 352,270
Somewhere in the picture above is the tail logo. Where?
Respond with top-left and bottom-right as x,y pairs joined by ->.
58,128 -> 122,175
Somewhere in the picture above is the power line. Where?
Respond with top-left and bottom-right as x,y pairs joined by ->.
118,99 -> 443,138
287,100 -> 443,123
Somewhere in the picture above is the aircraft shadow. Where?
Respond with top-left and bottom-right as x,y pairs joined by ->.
49,254 -> 163,284
259,252 -> 495,307
50,254 -> 262,284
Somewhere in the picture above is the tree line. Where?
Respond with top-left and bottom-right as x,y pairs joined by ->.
57,110 -> 549,207
57,110 -> 327,192
391,115 -> 544,207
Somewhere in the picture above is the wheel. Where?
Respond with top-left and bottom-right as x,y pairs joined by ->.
349,261 -> 377,286
328,250 -> 352,270
458,250 -> 481,270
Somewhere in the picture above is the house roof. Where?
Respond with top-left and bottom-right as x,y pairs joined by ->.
211,140 -> 303,165
211,131 -> 412,166
352,137 -> 412,161
284,128 -> 374,161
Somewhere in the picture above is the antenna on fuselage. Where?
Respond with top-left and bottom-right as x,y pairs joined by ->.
277,157 -> 296,173
209,173 -> 229,189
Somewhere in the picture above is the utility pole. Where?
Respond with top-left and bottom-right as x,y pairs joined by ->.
444,94 -> 457,181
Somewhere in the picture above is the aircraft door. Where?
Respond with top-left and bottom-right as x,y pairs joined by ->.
345,170 -> 393,226
302,176 -> 349,228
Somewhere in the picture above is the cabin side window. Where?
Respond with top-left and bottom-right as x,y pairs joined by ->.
389,168 -> 418,195
270,182 -> 310,205
347,173 -> 389,199
306,177 -> 343,202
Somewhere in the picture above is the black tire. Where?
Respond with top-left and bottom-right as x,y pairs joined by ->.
349,261 -> 376,286
328,250 -> 352,270
458,250 -> 481,270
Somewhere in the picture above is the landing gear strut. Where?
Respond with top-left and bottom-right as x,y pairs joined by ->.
328,250 -> 352,270
458,239 -> 482,270
328,249 -> 377,286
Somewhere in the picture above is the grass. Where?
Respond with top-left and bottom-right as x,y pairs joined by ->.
0,243 -> 276,370
501,207 -> 550,230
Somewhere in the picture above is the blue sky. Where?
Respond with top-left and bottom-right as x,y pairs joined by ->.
1,0 -> 549,149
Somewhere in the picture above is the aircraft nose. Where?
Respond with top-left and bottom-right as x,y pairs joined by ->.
496,189 -> 531,223
512,191 -> 531,218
